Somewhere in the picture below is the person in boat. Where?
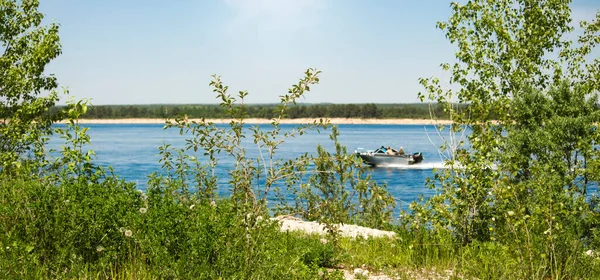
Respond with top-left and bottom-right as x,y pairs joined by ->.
386,146 -> 395,155
398,147 -> 405,155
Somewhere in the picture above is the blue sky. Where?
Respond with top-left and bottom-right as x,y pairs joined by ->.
40,0 -> 599,105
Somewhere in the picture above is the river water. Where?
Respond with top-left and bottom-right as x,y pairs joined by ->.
49,123 -> 459,211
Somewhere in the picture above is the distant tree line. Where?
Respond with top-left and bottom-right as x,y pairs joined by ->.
49,103 -> 454,119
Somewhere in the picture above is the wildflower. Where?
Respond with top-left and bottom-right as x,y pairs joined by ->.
507,210 -> 515,216
210,200 -> 216,208
139,207 -> 147,214
586,250 -> 595,257
137,190 -> 148,200
124,230 -> 132,237
96,246 -> 104,253
190,204 -> 195,210
491,217 -> 496,221
119,227 -> 125,233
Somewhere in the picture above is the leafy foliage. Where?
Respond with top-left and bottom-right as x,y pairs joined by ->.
0,64 -> 396,278
278,125 -> 396,230
0,0 -> 64,171
417,0 -> 600,278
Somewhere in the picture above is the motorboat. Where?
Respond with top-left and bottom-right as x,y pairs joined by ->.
355,146 -> 424,167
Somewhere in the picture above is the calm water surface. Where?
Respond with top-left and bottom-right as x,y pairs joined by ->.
50,123 -> 455,211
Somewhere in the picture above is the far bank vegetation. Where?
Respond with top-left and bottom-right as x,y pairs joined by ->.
50,103 -> 453,120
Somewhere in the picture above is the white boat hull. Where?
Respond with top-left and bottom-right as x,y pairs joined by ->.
356,152 -> 423,167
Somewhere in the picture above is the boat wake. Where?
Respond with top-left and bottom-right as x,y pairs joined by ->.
374,162 -> 449,170
374,162 -> 497,170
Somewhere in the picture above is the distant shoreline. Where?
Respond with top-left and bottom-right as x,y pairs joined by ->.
67,118 -> 453,125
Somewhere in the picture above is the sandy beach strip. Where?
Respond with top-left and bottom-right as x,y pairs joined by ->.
68,118 -> 453,125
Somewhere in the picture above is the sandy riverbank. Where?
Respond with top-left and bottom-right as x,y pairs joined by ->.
272,215 -> 396,239
66,118 -> 453,125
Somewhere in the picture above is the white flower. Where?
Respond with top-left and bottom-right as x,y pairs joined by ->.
119,227 -> 125,233
139,207 -> 147,214
491,217 -> 496,221
96,246 -> 104,253
507,210 -> 515,216
124,230 -> 132,237
210,200 -> 216,208
586,250 -> 595,257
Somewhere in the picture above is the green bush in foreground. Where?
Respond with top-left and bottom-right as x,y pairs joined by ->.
0,173 -> 340,279
0,69 -> 395,279
0,110 -> 337,279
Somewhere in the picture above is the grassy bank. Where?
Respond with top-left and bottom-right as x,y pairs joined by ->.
3,171 -> 598,279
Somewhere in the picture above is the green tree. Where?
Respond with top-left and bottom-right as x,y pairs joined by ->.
361,103 -> 379,118
417,0 -> 600,278
0,0 -> 63,170
126,105 -> 139,118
